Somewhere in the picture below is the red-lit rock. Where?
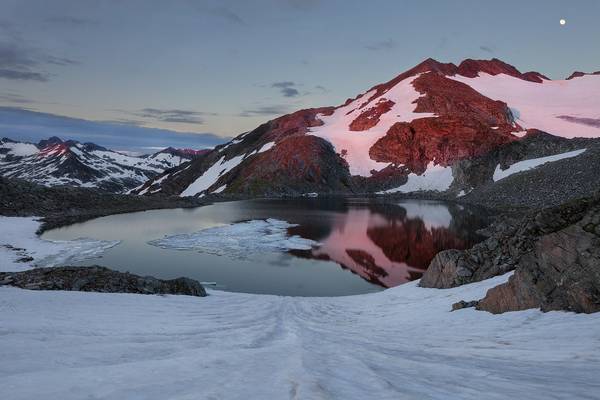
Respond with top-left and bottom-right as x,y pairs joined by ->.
349,99 -> 395,131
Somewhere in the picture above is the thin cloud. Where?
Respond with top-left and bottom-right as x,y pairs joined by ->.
0,41 -> 77,82
119,108 -> 218,125
0,69 -> 48,81
0,106 -> 227,153
480,45 -> 496,54
239,105 -> 292,117
271,81 -> 300,97
0,92 -> 33,104
206,6 -> 246,25
365,39 -> 396,51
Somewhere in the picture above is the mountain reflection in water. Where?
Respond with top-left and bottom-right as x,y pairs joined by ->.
289,201 -> 486,288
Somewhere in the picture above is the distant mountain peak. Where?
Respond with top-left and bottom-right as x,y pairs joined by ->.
0,136 -> 193,193
566,70 -> 600,80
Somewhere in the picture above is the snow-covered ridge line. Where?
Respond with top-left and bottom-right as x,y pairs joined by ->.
493,148 -> 587,182
0,137 -> 196,193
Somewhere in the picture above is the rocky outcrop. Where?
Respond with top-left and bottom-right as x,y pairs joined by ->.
422,195 -> 600,314
421,195 -> 600,289
477,211 -> 600,314
226,135 -> 354,196
0,266 -> 207,297
566,70 -> 600,80
349,99 -> 395,131
369,71 -> 518,172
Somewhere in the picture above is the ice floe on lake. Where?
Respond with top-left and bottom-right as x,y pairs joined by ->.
0,216 -> 120,272
148,218 -> 317,259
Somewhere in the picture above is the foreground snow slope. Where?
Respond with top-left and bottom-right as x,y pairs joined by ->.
1,275 -> 599,400
1,215 -> 599,399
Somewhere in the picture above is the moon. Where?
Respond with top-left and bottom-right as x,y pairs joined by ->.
560,19 -> 566,25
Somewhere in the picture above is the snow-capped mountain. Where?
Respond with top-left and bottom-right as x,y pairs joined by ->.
134,58 -> 600,198
0,136 -> 200,193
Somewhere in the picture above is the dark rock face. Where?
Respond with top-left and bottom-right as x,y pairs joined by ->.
0,266 -> 207,297
421,195 -> 600,289
477,212 -> 600,314
227,135 -> 354,196
421,195 -> 600,314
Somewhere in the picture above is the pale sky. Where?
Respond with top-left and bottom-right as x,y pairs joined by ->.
1,0 -> 599,150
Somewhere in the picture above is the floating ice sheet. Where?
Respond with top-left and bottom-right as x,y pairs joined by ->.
148,218 -> 317,259
0,216 -> 120,272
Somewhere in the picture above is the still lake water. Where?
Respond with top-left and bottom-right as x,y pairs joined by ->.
42,198 -> 490,296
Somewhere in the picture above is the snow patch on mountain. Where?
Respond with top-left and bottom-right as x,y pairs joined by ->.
493,148 -> 587,182
180,154 -> 245,197
309,76 -> 435,176
179,142 -> 277,197
0,141 -> 39,157
452,73 -> 600,138
379,162 -> 454,194
148,218 -> 316,259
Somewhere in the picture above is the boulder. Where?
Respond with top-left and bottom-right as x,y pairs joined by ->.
0,266 -> 207,297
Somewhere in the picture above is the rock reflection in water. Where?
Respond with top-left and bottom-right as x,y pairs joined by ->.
290,201 -> 485,288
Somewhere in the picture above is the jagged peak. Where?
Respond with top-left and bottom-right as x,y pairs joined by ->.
37,136 -> 64,149
362,57 -> 547,104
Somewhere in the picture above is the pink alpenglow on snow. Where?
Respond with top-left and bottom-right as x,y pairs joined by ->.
451,73 -> 600,138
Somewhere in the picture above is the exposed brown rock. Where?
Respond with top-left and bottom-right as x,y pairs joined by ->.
421,195 -> 600,291
349,99 -> 395,131
477,217 -> 600,314
369,72 -> 516,172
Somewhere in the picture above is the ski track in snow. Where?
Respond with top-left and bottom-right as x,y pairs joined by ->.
1,274 -> 600,400
1,218 -> 600,399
